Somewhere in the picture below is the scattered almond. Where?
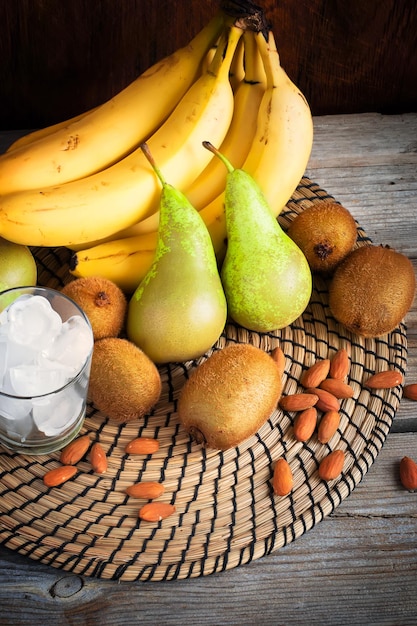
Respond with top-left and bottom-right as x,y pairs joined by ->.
318,449 -> 345,481
271,346 -> 286,377
90,442 -> 108,474
319,378 -> 354,399
126,482 -> 165,499
138,502 -> 176,522
59,434 -> 91,465
300,359 -> 330,388
329,349 -> 350,380
365,370 -> 403,389
317,410 -> 341,444
43,465 -> 78,487
403,384 -> 417,401
279,393 -> 319,412
293,407 -> 317,442
125,437 -> 160,455
399,456 -> 417,491
272,458 -> 294,496
305,387 -> 339,412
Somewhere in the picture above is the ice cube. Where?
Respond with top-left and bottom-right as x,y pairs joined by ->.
0,310 -> 8,329
0,294 -> 91,432
8,361 -> 70,397
1,413 -> 34,442
2,338 -> 39,371
0,334 -> 7,387
46,315 -> 93,372
6,294 -> 62,350
32,386 -> 83,436
0,393 -> 32,421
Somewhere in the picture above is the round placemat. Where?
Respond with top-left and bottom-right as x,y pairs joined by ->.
0,177 -> 407,581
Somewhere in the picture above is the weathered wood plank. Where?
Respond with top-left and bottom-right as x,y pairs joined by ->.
0,433 -> 415,626
0,114 -> 416,625
1,2 -> 416,128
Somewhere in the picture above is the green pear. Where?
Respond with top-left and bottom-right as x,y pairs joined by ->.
126,143 -> 227,364
0,237 -> 37,293
203,141 -> 312,332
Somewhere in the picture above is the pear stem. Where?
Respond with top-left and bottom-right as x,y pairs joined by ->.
202,141 -> 235,174
140,142 -> 166,188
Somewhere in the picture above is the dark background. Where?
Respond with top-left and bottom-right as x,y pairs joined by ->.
1,0 -> 416,130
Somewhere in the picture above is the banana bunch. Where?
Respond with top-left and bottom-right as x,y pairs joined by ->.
1,12 -> 225,192
0,4 -> 313,294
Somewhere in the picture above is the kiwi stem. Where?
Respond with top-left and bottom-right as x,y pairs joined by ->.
202,141 -> 235,174
140,142 -> 166,188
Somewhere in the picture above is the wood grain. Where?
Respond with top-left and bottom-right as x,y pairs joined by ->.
0,1 -> 416,129
0,112 -> 416,625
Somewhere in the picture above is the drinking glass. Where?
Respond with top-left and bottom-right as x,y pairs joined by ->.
0,286 -> 94,454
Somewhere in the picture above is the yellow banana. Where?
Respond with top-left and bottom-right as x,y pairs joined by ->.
0,24 -> 243,248
5,106 -> 99,153
0,12 -> 225,194
201,24 -> 244,90
70,232 -> 158,293
229,34 -> 246,91
70,26 -> 314,291
99,30 -> 266,240
201,42 -> 218,74
185,30 -> 266,210
243,29 -> 313,212
198,27 -> 314,258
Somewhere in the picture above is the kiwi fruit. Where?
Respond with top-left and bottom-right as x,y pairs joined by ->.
287,201 -> 357,273
177,343 -> 283,450
329,244 -> 416,337
88,337 -> 162,423
61,276 -> 127,340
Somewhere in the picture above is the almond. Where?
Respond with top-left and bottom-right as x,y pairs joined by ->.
399,456 -> 417,490
300,359 -> 330,388
271,346 -> 286,377
279,393 -> 319,412
305,387 -> 339,412
319,378 -> 354,399
125,437 -> 160,455
43,465 -> 78,487
403,384 -> 417,401
90,442 -> 108,474
365,370 -> 403,389
59,434 -> 90,465
318,449 -> 345,481
138,502 -> 176,522
317,410 -> 341,444
126,482 -> 165,499
272,458 -> 293,496
293,407 -> 317,442
329,349 -> 350,380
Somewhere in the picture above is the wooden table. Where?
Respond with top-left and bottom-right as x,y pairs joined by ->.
0,113 -> 416,625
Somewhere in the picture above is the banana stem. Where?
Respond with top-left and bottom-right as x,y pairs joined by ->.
202,141 -> 235,173
221,0 -> 269,35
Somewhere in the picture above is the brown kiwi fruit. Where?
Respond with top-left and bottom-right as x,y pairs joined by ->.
89,337 -> 161,423
287,201 -> 357,273
177,343 -> 283,450
62,276 -> 127,340
329,244 -> 416,337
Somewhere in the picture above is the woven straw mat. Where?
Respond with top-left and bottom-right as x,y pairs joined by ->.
0,176 -> 408,582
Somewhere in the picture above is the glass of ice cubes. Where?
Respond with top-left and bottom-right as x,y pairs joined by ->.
0,286 -> 94,455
